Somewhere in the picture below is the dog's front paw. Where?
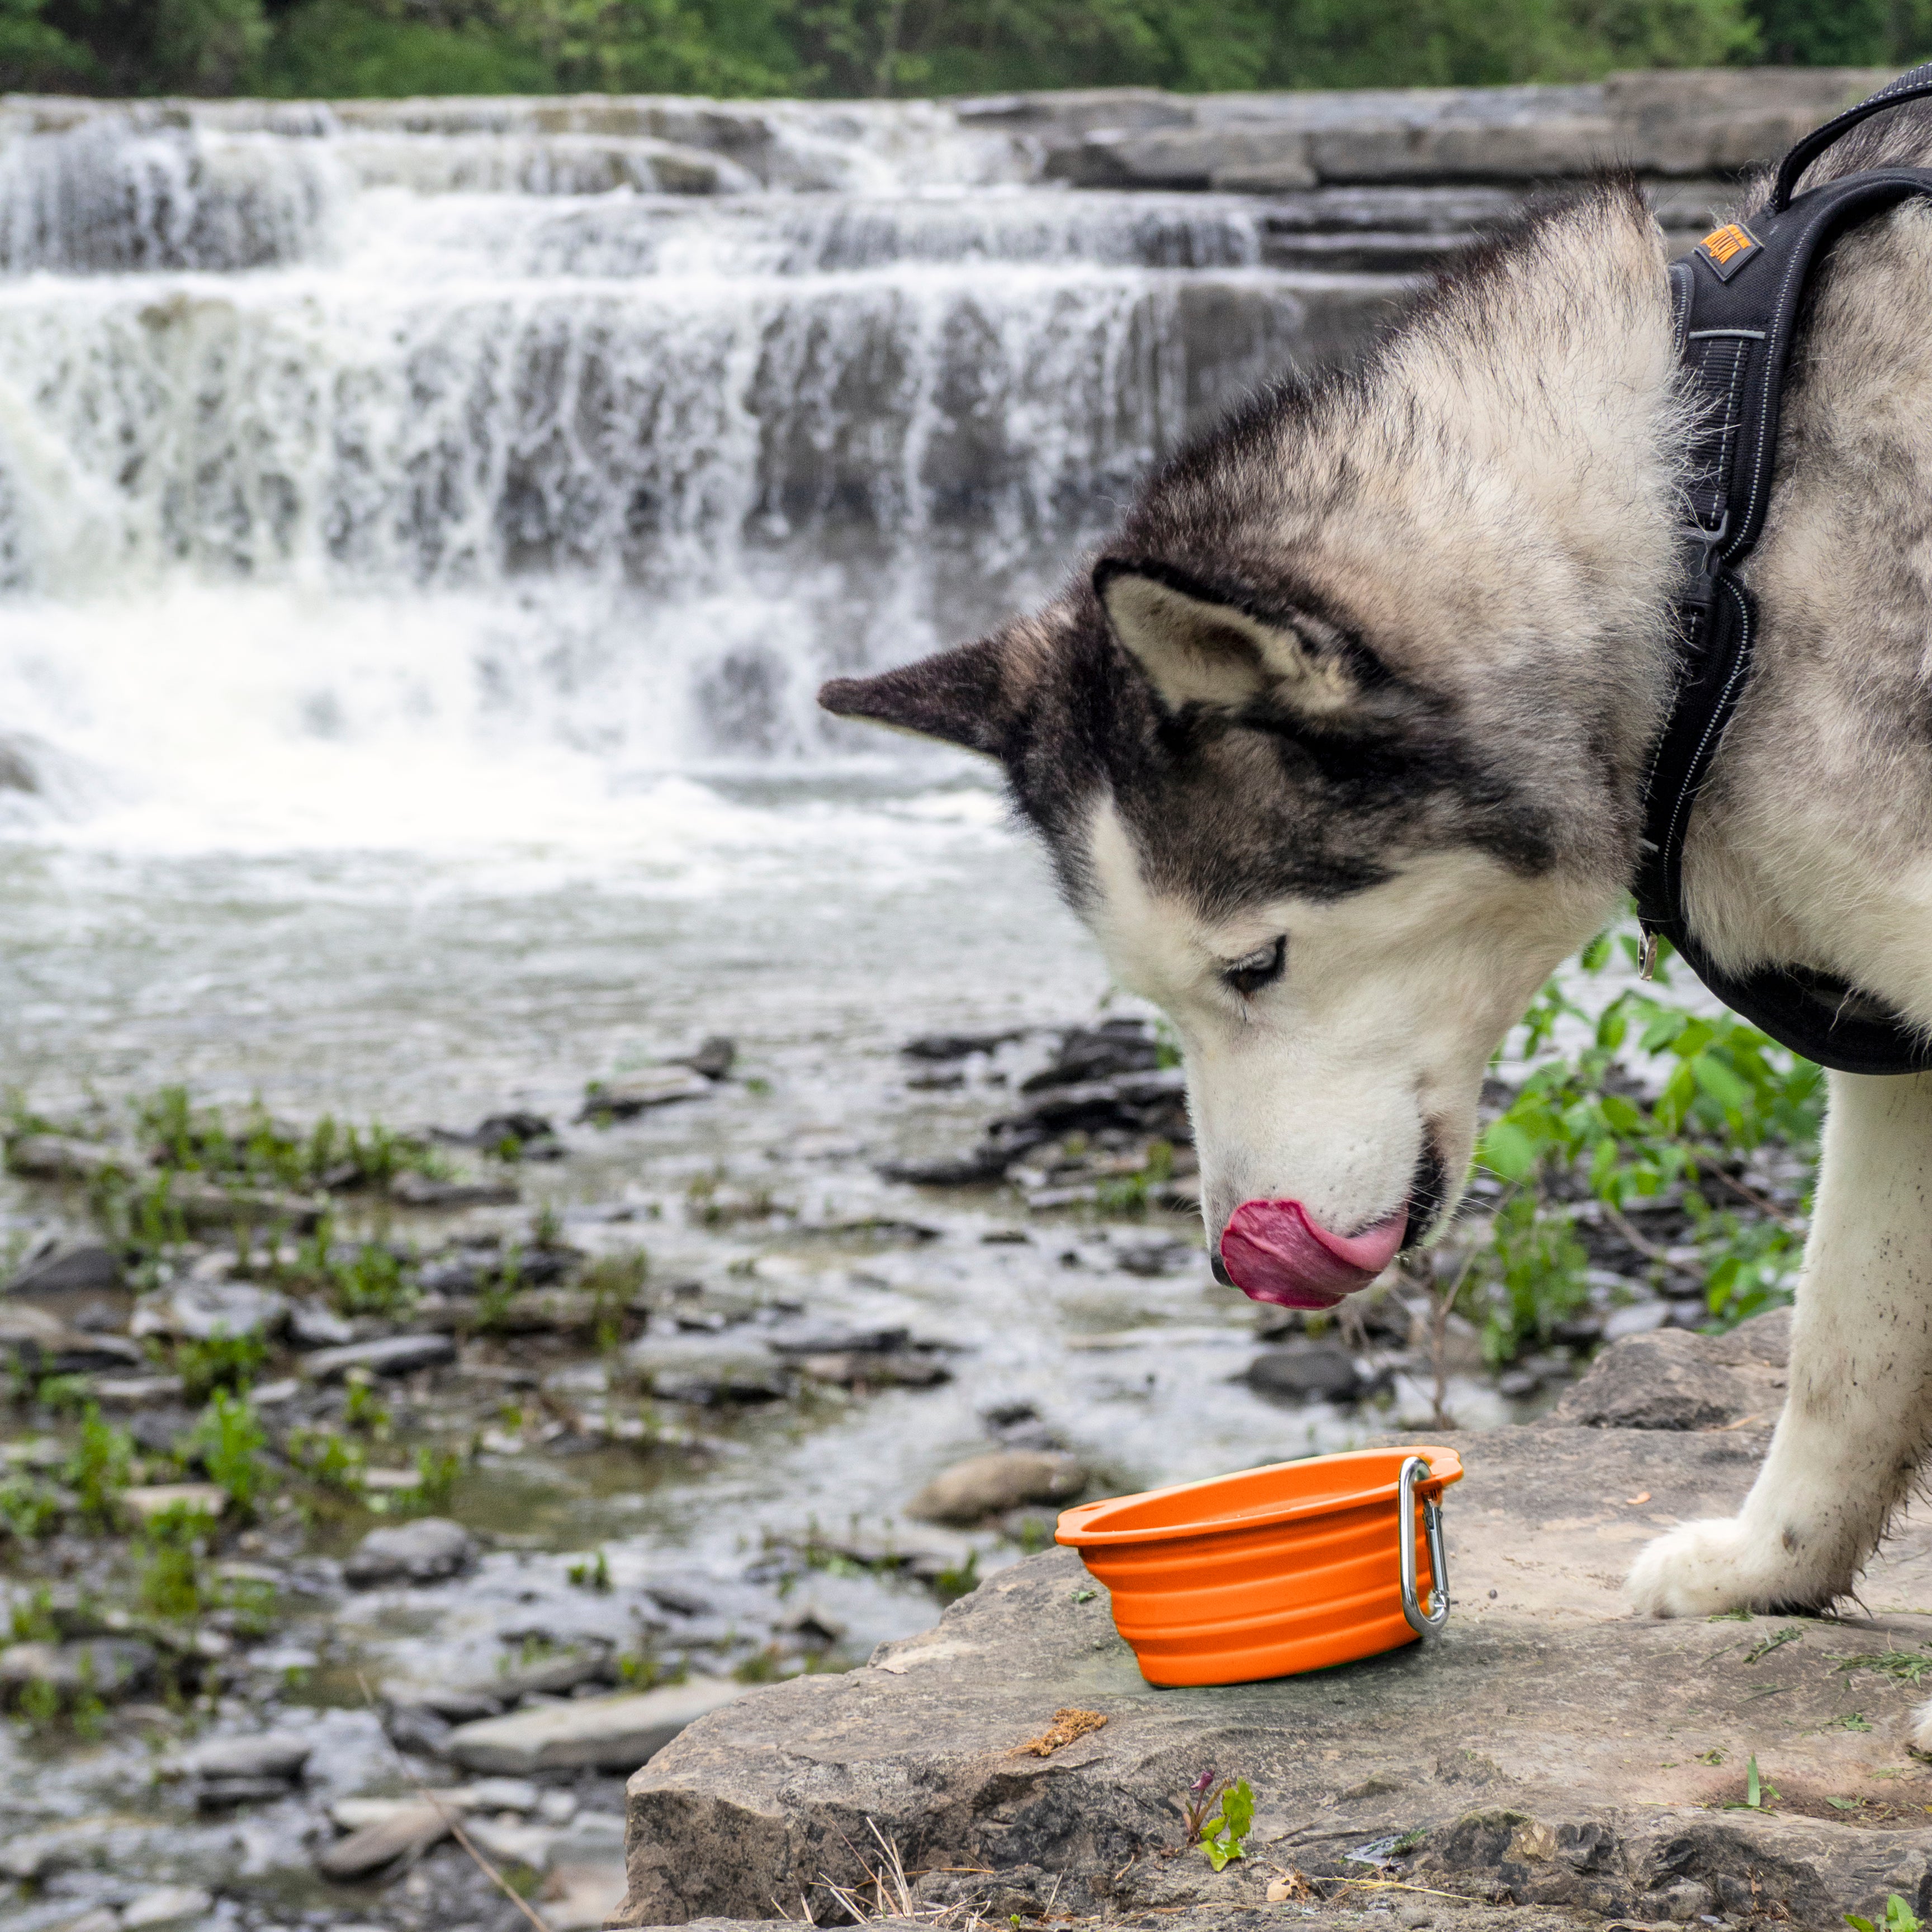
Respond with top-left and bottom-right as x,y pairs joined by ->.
1626,1517 -> 1766,1618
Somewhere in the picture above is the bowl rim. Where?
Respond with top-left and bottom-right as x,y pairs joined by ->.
1054,1443 -> 1463,1548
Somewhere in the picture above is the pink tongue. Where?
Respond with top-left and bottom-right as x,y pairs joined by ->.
1219,1199 -> 1408,1310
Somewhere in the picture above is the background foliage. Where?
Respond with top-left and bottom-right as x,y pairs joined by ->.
4,0 -> 1930,103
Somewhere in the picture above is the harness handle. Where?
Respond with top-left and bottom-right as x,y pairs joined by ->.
1772,60 -> 1932,211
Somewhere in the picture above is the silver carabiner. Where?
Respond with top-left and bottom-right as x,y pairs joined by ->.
1398,1455 -> 1451,1639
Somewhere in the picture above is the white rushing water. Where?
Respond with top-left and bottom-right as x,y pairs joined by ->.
0,98 -> 1337,862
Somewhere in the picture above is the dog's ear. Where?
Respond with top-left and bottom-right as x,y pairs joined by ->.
1096,559 -> 1362,718
818,636 -> 1016,757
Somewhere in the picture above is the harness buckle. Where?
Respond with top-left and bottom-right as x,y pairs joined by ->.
1678,512 -> 1729,612
1639,927 -> 1659,982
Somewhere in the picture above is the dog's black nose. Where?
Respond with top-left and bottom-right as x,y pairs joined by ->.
1210,1248 -> 1232,1287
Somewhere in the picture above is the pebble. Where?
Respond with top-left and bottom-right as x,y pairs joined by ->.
1243,1342 -> 1366,1405
577,1066 -> 713,1120
0,1637 -> 157,1699
343,1517 -> 476,1587
906,1450 -> 1086,1524
389,1171 -> 519,1208
316,1800 -> 449,1877
118,1483 -> 229,1523
121,1887 -> 214,1930
173,1732 -> 311,1781
445,1678 -> 747,1774
301,1333 -> 456,1381
129,1280 -> 288,1342
5,1239 -> 122,1294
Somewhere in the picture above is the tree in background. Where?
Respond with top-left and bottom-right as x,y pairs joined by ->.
0,0 -> 1925,100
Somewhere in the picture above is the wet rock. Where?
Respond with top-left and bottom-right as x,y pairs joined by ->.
670,1035 -> 737,1081
6,1134 -> 127,1181
287,1299 -> 354,1346
171,1731 -> 311,1781
642,1352 -> 792,1405
579,1067 -> 713,1120
119,1482 -> 228,1523
0,1300 -> 143,1374
385,1680 -> 505,1722
0,1636 -> 157,1700
385,1701 -> 455,1757
1550,1313 -> 1789,1431
92,1374 -> 187,1409
798,1351 -> 951,1389
6,1240 -> 122,1294
317,1799 -> 451,1877
906,1450 -> 1086,1524
129,1279 -> 288,1341
1049,125 -> 1316,191
1021,1021 -> 1163,1092
197,1775 -> 296,1808
486,1644 -> 616,1700
439,1109 -> 560,1158
446,1678 -> 747,1774
610,1426 -> 1932,1930
390,1169 -> 520,1207
768,1324 -> 910,1356
1603,1299 -> 1671,1341
877,1149 -> 1009,1186
302,1332 -> 456,1380
121,1888 -> 215,1930
1243,1341 -> 1368,1404
344,1516 -> 476,1586
901,1028 -> 1026,1060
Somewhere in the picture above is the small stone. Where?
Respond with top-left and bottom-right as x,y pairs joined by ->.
444,1679 -> 747,1774
1396,1903 -> 1433,1929
6,1240 -> 122,1294
174,1731 -> 311,1781
671,1035 -> 737,1081
120,1884 -> 214,1930
906,1450 -> 1085,1525
301,1333 -> 456,1381
197,1775 -> 295,1808
118,1483 -> 228,1523
798,1351 -> 950,1389
316,1800 -> 450,1877
1243,1342 -> 1365,1405
0,1636 -> 157,1699
1551,1328 -> 1782,1431
389,1171 -> 519,1208
1496,1368 -> 1541,1399
577,1067 -> 713,1120
288,1300 -> 354,1347
89,1374 -> 187,1408
344,1517 -> 475,1587
129,1280 -> 288,1342
6,1134 -> 125,1181
457,1775 -> 541,1812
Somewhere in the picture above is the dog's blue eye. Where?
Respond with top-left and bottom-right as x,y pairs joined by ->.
1223,935 -> 1286,996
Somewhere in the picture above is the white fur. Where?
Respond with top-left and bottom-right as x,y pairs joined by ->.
1085,798 -> 1611,1242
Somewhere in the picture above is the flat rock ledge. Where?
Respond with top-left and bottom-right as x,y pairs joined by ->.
614,1333 -> 1932,1932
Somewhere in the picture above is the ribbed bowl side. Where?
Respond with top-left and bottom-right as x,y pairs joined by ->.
1078,1497 -> 1438,1687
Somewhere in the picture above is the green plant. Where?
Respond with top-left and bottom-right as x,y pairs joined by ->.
1847,1898 -> 1924,1932
1461,927 -> 1824,1361
1836,1647 -> 1932,1687
34,1374 -> 93,1415
8,1585 -> 58,1642
932,1550 -> 980,1603
1175,1773 -> 1255,1870
567,1549 -> 612,1592
287,1425 -> 366,1492
343,1374 -> 391,1436
1726,1753 -> 1778,1810
1744,1626 -> 1803,1664
64,1404 -> 131,1524
136,1502 -> 219,1620
174,1329 -> 268,1402
387,1445 -> 461,1515
0,1474 -> 61,1541
190,1389 -> 269,1515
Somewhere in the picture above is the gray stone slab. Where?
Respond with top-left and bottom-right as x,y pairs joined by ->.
614,1423 -> 1932,1929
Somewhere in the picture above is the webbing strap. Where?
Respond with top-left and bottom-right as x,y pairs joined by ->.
1633,69 -> 1932,1074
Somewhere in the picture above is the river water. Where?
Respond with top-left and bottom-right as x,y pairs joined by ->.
0,97 -> 1513,1929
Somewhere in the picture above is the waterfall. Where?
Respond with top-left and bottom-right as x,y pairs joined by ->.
0,94 -> 1404,832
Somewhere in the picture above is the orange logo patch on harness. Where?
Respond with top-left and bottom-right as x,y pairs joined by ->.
1697,222 -> 1760,281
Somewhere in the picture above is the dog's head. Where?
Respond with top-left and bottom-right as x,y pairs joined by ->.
821,186 -> 1682,1307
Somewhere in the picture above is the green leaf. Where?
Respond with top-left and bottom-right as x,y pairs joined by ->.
1746,1754 -> 1760,1808
1479,1120 -> 1539,1184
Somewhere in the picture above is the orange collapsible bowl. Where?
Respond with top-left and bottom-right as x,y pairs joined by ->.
1055,1445 -> 1462,1687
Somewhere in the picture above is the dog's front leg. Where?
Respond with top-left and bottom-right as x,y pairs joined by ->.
1627,1069 -> 1932,1735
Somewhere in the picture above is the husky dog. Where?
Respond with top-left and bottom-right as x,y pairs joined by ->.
821,101 -> 1932,1738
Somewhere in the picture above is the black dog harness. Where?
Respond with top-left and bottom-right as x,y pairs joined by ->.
1632,63 -> 1932,1074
